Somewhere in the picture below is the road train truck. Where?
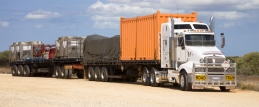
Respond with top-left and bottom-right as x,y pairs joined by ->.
83,11 -> 236,91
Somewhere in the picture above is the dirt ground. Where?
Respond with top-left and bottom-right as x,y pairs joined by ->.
1,74 -> 259,107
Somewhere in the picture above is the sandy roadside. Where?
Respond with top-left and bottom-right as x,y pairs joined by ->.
0,74 -> 259,107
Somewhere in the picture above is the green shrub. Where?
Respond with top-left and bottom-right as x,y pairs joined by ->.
0,50 -> 9,67
236,52 -> 259,75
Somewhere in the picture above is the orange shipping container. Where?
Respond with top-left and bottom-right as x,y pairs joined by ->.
120,11 -> 197,61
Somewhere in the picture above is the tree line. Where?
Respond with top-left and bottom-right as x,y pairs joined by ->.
0,50 -> 9,67
227,52 -> 259,75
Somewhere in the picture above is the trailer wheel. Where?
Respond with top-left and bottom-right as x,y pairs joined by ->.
87,66 -> 94,81
23,65 -> 31,77
17,65 -> 24,76
68,70 -> 72,79
219,86 -> 230,92
55,66 -> 61,78
180,71 -> 192,91
60,66 -> 69,79
150,68 -> 159,87
142,67 -> 150,86
94,67 -> 101,81
11,65 -> 18,76
101,67 -> 109,82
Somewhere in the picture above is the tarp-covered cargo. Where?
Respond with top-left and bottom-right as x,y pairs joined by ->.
56,36 -> 85,59
83,34 -> 120,63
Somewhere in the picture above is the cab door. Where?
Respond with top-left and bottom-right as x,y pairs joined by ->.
176,37 -> 186,63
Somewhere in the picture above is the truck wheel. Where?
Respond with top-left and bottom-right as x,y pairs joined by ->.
150,68 -> 159,87
101,67 -> 109,82
17,65 -> 24,76
94,67 -> 101,81
11,65 -> 18,76
61,66 -> 69,79
88,66 -> 94,81
142,67 -> 150,86
55,66 -> 60,78
23,65 -> 31,77
219,86 -> 230,92
68,70 -> 72,79
63,69 -> 69,79
180,72 -> 191,91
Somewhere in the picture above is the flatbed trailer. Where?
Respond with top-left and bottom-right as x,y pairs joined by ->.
10,58 -> 84,78
9,36 -> 86,79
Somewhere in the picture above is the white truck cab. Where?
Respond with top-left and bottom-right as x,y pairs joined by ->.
156,17 -> 236,91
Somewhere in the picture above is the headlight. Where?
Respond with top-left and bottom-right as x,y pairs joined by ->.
200,58 -> 204,63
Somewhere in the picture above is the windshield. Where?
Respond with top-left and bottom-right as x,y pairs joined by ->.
185,35 -> 215,46
174,24 -> 192,29
193,24 -> 208,29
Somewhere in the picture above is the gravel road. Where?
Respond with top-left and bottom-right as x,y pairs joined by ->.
1,74 -> 259,107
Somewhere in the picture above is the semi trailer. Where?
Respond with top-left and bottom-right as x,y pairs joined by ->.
83,11 -> 236,91
9,11 -> 236,91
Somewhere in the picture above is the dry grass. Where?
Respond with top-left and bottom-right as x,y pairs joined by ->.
237,75 -> 259,91
237,81 -> 259,91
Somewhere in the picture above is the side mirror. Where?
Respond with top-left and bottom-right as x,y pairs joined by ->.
221,33 -> 225,48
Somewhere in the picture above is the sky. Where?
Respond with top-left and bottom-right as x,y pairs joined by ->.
0,0 -> 259,56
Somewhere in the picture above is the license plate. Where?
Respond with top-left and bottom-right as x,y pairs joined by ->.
196,75 -> 206,81
226,75 -> 235,81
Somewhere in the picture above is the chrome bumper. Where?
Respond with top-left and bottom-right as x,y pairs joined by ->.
192,61 -> 237,89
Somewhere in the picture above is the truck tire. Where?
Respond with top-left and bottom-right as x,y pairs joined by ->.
180,71 -> 192,91
55,66 -> 61,78
101,67 -> 109,82
11,65 -> 18,76
219,86 -> 230,92
17,65 -> 24,76
68,70 -> 72,79
142,67 -> 150,86
94,67 -> 101,81
23,65 -> 31,77
88,66 -> 94,81
150,68 -> 159,87
60,66 -> 68,79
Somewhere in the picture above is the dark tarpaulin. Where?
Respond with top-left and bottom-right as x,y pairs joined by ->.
83,34 -> 120,63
